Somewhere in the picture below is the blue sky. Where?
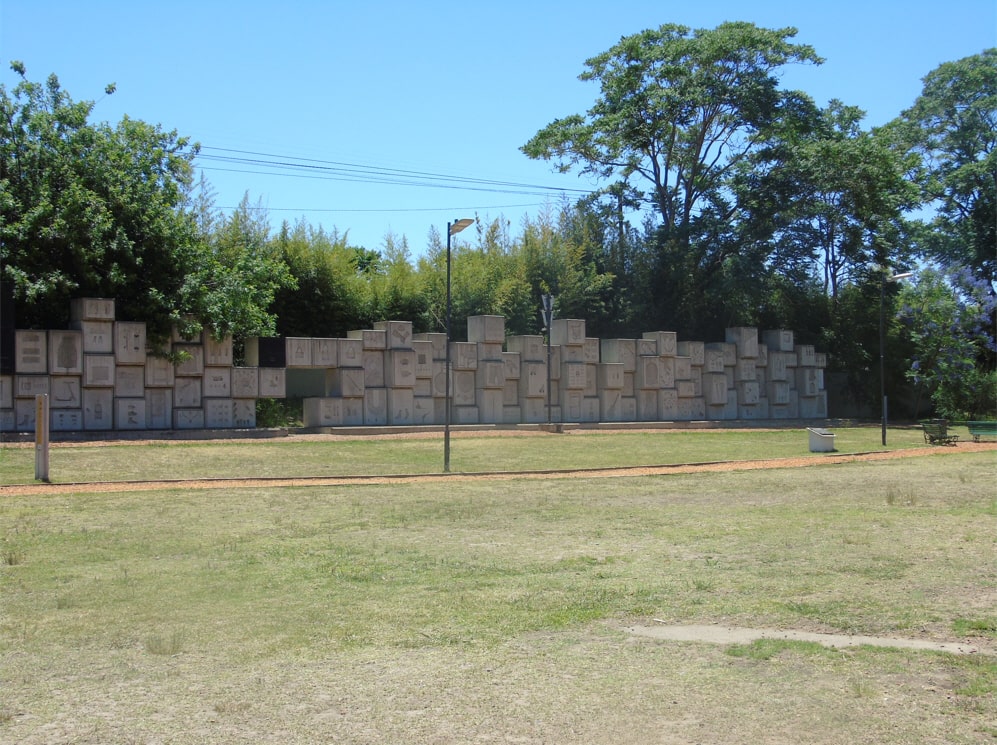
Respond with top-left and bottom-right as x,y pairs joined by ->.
2,0 -> 995,255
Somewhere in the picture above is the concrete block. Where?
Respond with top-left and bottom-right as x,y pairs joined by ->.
388,388 -> 415,425
48,330 -> 83,374
174,345 -> 204,376
521,397 -> 548,424
467,315 -> 505,344
73,321 -> 113,354
363,388 -> 388,425
518,361 -> 547,398
735,359 -> 756,382
598,362 -> 625,390
506,335 -> 545,362
453,370 -> 476,405
114,322 -> 146,365
502,351 -> 521,380
0,375 -> 12,408
311,338 -> 339,368
703,372 -> 728,407
643,331 -> 677,356
413,332 -> 447,360
415,378 -> 432,397
620,397 -> 637,422
796,367 -> 820,397
600,339 -> 637,371
326,368 -> 364,398
14,399 -> 36,431
763,329 -> 794,353
477,342 -> 504,361
51,409 -> 83,431
635,339 -> 655,357
767,381 -> 791,405
204,335 -> 233,367
584,364 -> 598,397
375,320 -> 414,349
737,381 -> 760,405
115,397 -> 146,429
674,356 -> 692,381
231,367 -> 259,398
690,397 -> 707,420
724,389 -> 739,420
551,319 -> 586,346
659,388 -> 679,419
339,338 -> 363,366
691,367 -> 703,396
341,397 -> 364,425
83,388 -> 113,430
756,344 -> 768,367
561,343 -> 585,363
258,368 -> 286,398
84,354 -> 115,387
413,396 -> 438,425
431,363 -> 447,397
583,338 -> 600,364
635,356 -> 660,389
502,406 -> 522,424
144,356 -> 175,387
580,397 -> 599,422
768,352 -> 790,381
413,341 -> 434,377
70,298 -> 115,322
677,341 -> 705,366
15,330 -> 47,373
636,389 -> 658,421
475,360 -> 505,390
145,389 -> 172,429
349,328 -> 387,350
452,342 -> 477,370
174,408 -> 204,429
174,377 -> 202,408
285,337 -> 312,367
203,367 -> 232,398
703,344 -> 725,373
726,327 -> 758,358
115,366 -> 145,398
15,375 -> 49,398
453,405 -> 479,424
676,397 -> 693,420
314,393 -> 359,428
562,362 -> 587,390
363,350 -> 385,387
560,390 -> 583,422
386,349 -> 417,388
476,388 -> 503,423
795,345 -> 817,367
503,380 -> 519,406
232,399 -> 256,428
676,380 -> 695,398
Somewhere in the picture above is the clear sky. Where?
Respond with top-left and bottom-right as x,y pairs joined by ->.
2,0 -> 995,255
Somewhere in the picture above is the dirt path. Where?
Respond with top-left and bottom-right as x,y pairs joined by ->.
3,439 -> 994,496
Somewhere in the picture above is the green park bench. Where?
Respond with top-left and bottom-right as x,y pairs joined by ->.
921,420 -> 959,446
967,421 -> 997,442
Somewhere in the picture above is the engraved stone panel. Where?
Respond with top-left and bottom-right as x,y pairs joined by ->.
231,367 -> 260,398
388,388 -> 414,424
258,368 -> 286,398
15,330 -> 47,373
375,320 -> 414,349
285,337 -> 313,367
600,339 -> 637,371
83,388 -> 113,430
114,322 -> 146,365
145,388 -> 172,429
115,398 -> 146,430
205,335 -> 234,366
506,335 -> 545,362
203,367 -> 232,398
114,366 -> 145,398
84,354 -> 115,387
311,338 -> 339,368
174,377 -> 202,408
174,345 -> 204,376
551,319 -> 585,346
467,315 -> 505,344
49,331 -> 83,374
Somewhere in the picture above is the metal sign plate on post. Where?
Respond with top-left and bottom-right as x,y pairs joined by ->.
35,393 -> 50,481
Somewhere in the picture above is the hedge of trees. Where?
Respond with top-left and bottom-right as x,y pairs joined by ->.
2,26 -> 994,419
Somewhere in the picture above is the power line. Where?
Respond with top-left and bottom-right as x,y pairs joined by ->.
196,145 -> 592,197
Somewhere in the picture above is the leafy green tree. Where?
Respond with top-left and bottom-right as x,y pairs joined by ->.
183,194 -> 295,341
270,220 -> 370,338
891,49 -> 997,284
0,62 -> 199,337
522,22 -> 823,336
897,265 -> 997,419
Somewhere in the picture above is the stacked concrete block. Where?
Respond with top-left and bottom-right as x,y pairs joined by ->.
2,294 -> 831,433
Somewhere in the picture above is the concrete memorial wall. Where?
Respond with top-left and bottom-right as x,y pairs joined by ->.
0,299 -> 828,433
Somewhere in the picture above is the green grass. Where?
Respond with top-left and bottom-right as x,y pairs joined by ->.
0,424 -> 936,484
1,442 -> 995,743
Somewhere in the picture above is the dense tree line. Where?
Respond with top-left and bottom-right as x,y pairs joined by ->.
1,27 -> 994,418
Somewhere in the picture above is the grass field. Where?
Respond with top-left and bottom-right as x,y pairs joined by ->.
0,424 -> 945,484
1,431 -> 995,743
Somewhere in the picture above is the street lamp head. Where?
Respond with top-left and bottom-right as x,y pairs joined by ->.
449,218 -> 474,236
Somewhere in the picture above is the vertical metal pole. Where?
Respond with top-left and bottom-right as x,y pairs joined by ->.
880,277 -> 887,447
35,393 -> 50,482
444,222 -> 453,473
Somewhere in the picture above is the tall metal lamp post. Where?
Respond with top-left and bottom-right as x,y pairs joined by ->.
880,270 -> 913,446
444,218 -> 474,472
541,293 -> 555,425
